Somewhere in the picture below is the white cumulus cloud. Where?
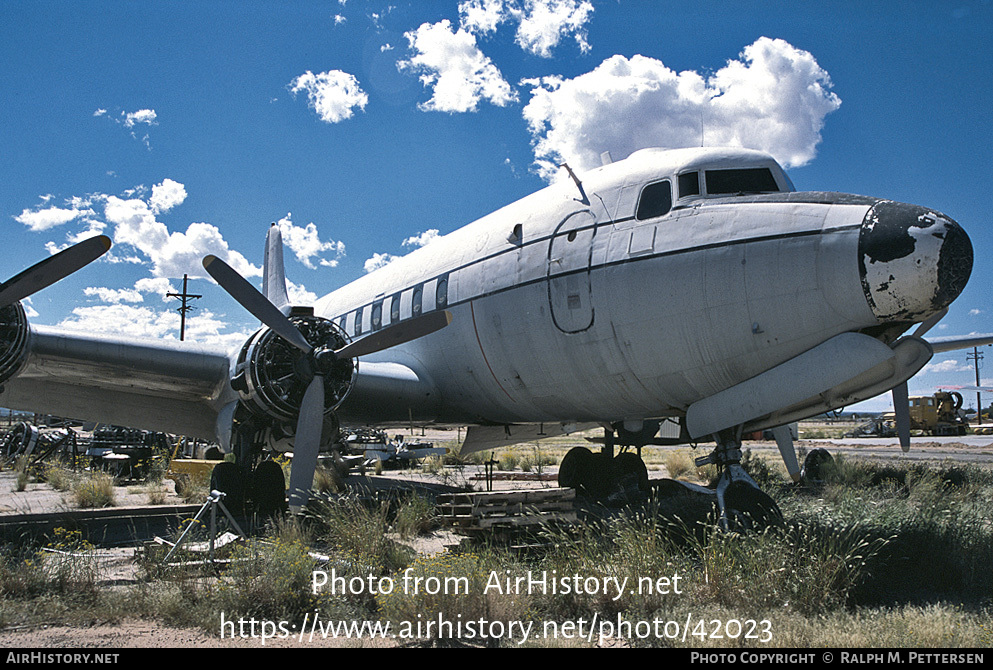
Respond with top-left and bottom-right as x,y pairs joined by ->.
149,178 -> 188,214
512,0 -> 594,57
83,286 -> 144,303
95,107 -> 159,149
103,190 -> 260,280
122,109 -> 157,128
289,70 -> 369,123
399,19 -> 517,113
921,359 -> 972,375
522,37 -> 841,180
458,0 -> 594,57
402,229 -> 441,248
15,202 -> 96,232
364,252 -> 399,274
459,0 -> 507,35
57,301 -> 248,350
275,214 -> 346,269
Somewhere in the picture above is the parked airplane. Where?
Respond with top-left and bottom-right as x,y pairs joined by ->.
0,147 -> 986,526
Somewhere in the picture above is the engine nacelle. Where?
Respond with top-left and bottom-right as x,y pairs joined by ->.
231,313 -> 355,424
0,302 -> 29,389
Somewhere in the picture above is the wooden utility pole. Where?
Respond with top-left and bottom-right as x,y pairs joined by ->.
967,346 -> 984,425
166,274 -> 202,341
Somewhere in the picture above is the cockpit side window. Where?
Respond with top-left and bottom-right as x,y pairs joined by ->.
678,171 -> 700,198
635,180 -> 672,220
705,168 -> 780,194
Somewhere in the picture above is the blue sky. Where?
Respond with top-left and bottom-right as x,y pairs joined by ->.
2,0 -> 991,412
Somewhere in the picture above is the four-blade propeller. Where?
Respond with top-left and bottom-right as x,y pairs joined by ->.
203,253 -> 452,510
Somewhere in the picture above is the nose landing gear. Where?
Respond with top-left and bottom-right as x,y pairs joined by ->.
695,427 -> 782,531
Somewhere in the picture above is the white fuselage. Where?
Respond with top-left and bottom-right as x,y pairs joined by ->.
318,148 -> 879,428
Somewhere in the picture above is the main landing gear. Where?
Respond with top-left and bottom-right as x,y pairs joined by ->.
558,423 -> 652,506
209,414 -> 291,521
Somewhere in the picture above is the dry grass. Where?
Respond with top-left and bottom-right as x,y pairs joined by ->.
70,471 -> 116,508
1,447 -> 991,647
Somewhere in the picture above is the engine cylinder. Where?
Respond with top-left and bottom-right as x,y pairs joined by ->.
0,302 -> 29,387
234,315 -> 355,422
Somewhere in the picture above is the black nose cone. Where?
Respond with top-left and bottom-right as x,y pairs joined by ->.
859,201 -> 973,322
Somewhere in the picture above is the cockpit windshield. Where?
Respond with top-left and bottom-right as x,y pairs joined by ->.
705,168 -> 780,194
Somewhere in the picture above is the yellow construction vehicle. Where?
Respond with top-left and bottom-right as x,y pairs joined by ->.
908,391 -> 969,437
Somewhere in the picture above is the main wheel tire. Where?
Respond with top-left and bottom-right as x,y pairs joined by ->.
210,461 -> 246,515
251,459 -> 287,518
612,452 -> 649,492
558,446 -> 594,489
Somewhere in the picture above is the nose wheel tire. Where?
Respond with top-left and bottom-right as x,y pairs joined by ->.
721,480 -> 783,531
802,448 -> 834,485
613,452 -> 649,492
558,446 -> 594,490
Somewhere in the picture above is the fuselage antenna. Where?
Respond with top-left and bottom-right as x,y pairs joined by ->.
558,163 -> 590,205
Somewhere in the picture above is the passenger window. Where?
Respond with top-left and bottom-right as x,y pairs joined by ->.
390,294 -> 401,324
678,172 -> 700,198
412,286 -> 423,317
705,168 -> 779,194
371,301 -> 382,331
436,276 -> 448,309
354,307 -> 363,336
635,180 -> 672,220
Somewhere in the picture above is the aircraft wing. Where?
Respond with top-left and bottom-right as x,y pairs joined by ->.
0,324 -> 233,440
925,334 -> 993,353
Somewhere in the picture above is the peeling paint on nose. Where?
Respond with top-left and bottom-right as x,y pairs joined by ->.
858,201 -> 973,322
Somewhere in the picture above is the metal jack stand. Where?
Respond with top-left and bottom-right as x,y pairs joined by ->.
162,489 -> 248,566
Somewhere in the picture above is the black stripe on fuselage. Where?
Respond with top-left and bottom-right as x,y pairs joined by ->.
330,192 -> 875,326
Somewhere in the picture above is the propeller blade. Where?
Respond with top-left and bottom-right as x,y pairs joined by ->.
0,235 -> 112,308
202,254 -> 313,353
335,310 -> 452,360
771,425 -> 801,483
287,375 -> 325,511
913,307 -> 948,338
892,381 -> 911,452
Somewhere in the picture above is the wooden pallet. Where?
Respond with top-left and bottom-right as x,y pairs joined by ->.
436,488 -> 577,532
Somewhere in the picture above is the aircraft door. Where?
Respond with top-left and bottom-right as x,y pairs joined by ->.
547,210 -> 597,333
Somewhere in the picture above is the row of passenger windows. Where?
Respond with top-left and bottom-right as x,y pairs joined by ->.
635,167 -> 779,221
336,275 -> 449,338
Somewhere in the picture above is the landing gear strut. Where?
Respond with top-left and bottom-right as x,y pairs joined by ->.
695,427 -> 782,530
